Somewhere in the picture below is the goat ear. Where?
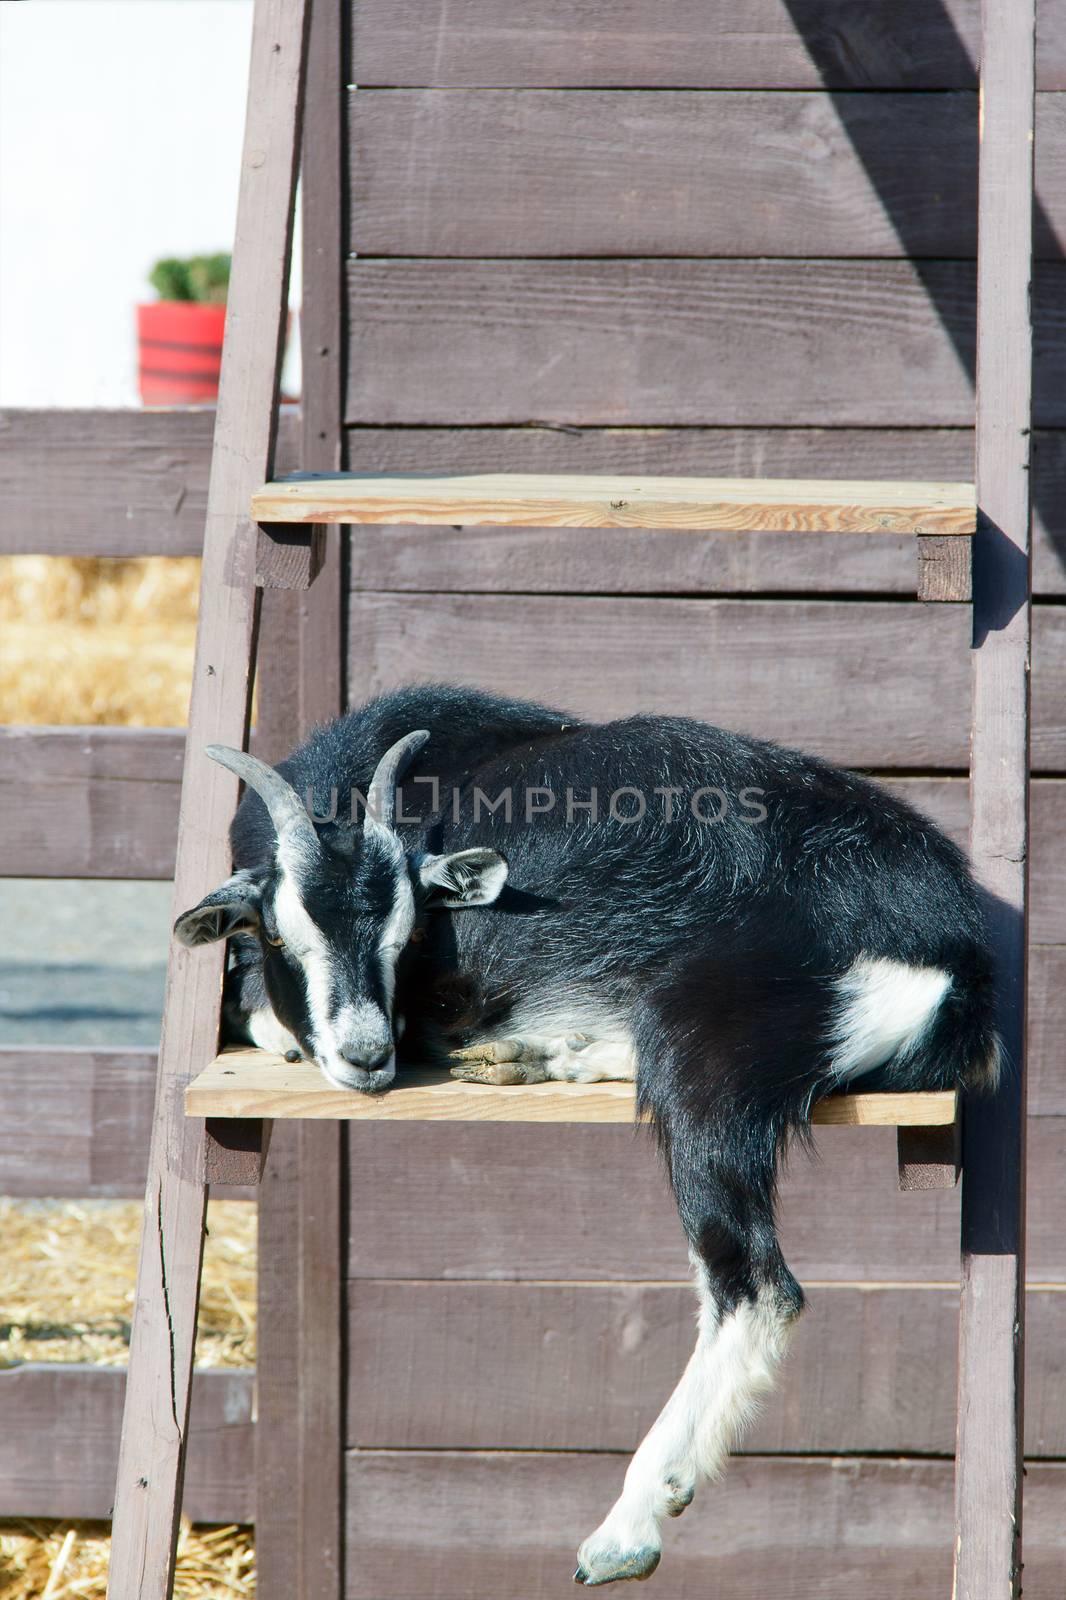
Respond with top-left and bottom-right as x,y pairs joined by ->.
417,848 -> 508,908
174,871 -> 263,946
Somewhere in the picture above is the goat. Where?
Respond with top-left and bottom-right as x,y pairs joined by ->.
175,682 -> 999,1586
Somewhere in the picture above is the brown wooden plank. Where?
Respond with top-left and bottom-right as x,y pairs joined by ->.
1030,945 -> 1066,1116
885,780 -> 1064,947
343,1451 -> 1066,1600
348,593 -> 1066,772
255,472 -> 976,535
345,260 -> 1066,429
0,726 -> 183,879
254,5 -> 347,1591
348,90 -> 1066,260
108,1 -> 312,1591
187,1054 -> 957,1127
0,1048 -> 249,1201
344,1115 -> 1066,1284
345,1282 -> 1066,1457
350,0 -> 1066,90
955,2 -> 1035,1594
343,426 -> 1066,598
347,592 -> 973,767
3,411 -> 1063,593
0,1365 -> 254,1522
0,1048 -> 155,1198
0,407 -> 299,559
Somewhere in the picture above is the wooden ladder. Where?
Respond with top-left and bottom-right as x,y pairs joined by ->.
107,0 -> 1034,1595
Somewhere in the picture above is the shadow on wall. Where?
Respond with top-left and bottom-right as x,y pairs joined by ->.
780,0 -> 1062,574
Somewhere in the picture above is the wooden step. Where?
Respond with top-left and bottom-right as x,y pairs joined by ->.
187,1050 -> 958,1127
251,472 -> 976,536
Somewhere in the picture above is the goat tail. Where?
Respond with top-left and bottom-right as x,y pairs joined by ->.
904,938 -> 1003,1095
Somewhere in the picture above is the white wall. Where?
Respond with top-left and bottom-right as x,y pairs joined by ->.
0,0 -> 299,407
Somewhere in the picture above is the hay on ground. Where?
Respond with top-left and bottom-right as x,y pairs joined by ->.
0,556 -> 200,726
0,1517 -> 254,1599
0,1198 -> 256,1370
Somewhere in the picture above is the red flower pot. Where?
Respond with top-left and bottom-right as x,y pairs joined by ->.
136,300 -> 227,405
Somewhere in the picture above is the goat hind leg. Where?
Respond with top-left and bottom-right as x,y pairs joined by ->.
574,1260 -> 799,1586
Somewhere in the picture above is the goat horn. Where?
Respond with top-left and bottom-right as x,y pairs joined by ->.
205,745 -> 318,851
366,730 -> 430,830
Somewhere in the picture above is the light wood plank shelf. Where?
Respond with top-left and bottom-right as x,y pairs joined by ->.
251,472 -> 976,536
187,1050 -> 958,1126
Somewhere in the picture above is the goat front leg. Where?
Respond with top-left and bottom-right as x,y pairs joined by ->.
448,1034 -> 635,1086
574,1258 -> 799,1586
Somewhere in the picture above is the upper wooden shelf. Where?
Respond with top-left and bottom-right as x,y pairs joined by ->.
251,473 -> 977,536
187,1050 -> 958,1127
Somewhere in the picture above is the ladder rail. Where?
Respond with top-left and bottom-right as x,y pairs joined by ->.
954,1 -> 1035,1595
106,2 -> 312,1594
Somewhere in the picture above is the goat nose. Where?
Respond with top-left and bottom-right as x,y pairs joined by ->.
343,1044 -> 391,1072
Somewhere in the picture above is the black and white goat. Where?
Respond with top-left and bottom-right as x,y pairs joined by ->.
176,683 -> 999,1587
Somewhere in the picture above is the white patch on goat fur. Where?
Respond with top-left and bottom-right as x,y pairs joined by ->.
246,1006 -> 301,1057
577,1261 -> 795,1575
273,866 -> 358,1082
377,861 -> 415,1011
830,955 -> 951,1081
273,851 -> 407,1088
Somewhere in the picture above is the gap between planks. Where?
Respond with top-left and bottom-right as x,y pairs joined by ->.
186,1050 -> 958,1126
251,472 -> 977,535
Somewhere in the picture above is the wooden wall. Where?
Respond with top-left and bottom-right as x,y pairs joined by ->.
337,1 -> 1066,1594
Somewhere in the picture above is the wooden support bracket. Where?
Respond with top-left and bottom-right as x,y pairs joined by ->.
204,1115 -> 273,1185
256,522 -> 327,589
917,534 -> 973,602
897,1116 -> 962,1191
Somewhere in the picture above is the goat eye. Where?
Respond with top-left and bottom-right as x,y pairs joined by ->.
265,932 -> 285,948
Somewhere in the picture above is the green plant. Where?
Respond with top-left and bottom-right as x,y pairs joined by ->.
148,252 -> 231,304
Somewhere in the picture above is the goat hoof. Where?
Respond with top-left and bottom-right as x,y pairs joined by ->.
449,1060 -> 545,1086
573,1542 -> 661,1586
283,1049 -> 302,1063
446,1039 -> 549,1085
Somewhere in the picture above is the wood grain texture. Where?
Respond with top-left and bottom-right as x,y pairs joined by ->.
897,1121 -> 962,1190
0,1049 -> 157,1199
342,1116 -> 1066,1284
0,407 -> 299,558
348,90 -> 1066,259
348,592 -> 973,767
255,136 -> 349,1600
3,411 -> 1063,593
0,726 -> 183,879
349,0 -> 1066,89
254,471 -> 976,534
109,0 -> 312,1591
186,1054 -> 957,1126
954,1 -> 1035,1593
342,1451 -> 1066,1600
255,521 -> 327,589
345,1282 -> 1066,1456
917,534 -> 973,601
348,593 -> 1066,771
255,8 -> 348,1589
0,1365 -> 253,1522
342,426 -> 1066,597
345,260 -> 1066,429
